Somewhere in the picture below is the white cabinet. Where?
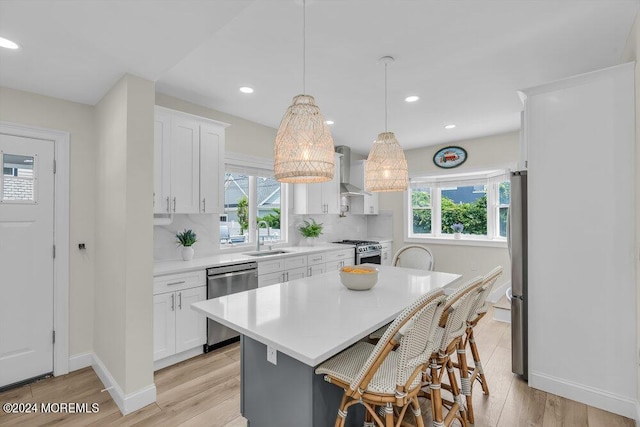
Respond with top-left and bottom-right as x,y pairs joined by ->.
153,271 -> 207,364
381,242 -> 392,266
307,253 -> 326,277
349,160 -> 379,215
293,153 -> 341,215
258,255 -> 308,287
153,106 -> 228,214
325,248 -> 355,271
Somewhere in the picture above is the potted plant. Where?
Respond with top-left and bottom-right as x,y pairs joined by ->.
298,218 -> 323,245
452,223 -> 464,239
176,229 -> 197,260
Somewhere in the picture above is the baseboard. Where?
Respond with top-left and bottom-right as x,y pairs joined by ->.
636,400 -> 640,426
154,346 -> 203,371
530,371 -> 637,419
488,280 -> 510,303
68,352 -> 93,372
92,353 -> 156,415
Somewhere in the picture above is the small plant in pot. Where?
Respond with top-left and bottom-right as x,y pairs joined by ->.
176,229 -> 197,261
298,218 -> 323,245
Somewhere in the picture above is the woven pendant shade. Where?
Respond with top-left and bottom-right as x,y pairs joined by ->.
365,131 -> 408,192
274,94 -> 335,183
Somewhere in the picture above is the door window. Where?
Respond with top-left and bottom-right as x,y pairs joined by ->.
2,152 -> 36,203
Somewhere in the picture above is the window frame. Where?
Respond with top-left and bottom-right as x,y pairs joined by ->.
221,153 -> 288,249
404,170 -> 509,248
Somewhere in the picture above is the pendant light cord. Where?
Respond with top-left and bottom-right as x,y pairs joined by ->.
302,0 -> 306,95
384,61 -> 388,132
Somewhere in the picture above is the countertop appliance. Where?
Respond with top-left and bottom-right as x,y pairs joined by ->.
333,240 -> 382,265
509,170 -> 527,379
205,261 -> 258,351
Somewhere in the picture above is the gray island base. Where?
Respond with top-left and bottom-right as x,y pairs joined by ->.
241,335 -> 364,427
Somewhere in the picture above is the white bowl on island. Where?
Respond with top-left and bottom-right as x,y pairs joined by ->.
339,265 -> 379,291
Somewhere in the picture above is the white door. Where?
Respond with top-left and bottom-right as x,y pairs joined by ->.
0,134 -> 55,388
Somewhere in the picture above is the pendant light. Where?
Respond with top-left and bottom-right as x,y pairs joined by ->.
365,56 -> 408,192
274,0 -> 335,183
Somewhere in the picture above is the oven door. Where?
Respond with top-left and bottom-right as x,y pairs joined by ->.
357,250 -> 382,265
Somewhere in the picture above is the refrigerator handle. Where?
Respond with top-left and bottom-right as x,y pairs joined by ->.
507,206 -> 512,260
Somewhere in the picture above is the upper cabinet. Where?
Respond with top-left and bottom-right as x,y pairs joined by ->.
349,160 -> 378,215
154,106 -> 228,215
293,153 -> 341,215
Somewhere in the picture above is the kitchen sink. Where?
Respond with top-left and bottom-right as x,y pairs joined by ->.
243,250 -> 290,257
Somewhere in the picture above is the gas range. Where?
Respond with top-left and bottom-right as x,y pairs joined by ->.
334,239 -> 382,253
333,240 -> 382,264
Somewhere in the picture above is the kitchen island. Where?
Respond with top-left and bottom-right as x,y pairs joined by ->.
192,266 -> 461,427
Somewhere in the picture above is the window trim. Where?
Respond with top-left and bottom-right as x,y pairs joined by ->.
404,169 -> 509,248
221,152 -> 288,249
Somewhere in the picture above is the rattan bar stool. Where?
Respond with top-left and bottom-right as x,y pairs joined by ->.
420,276 -> 484,427
315,288 -> 447,427
455,266 -> 503,424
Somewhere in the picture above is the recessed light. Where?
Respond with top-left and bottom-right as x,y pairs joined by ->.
0,37 -> 20,50
405,95 -> 419,103
445,124 -> 456,129
325,120 -> 334,125
239,86 -> 254,94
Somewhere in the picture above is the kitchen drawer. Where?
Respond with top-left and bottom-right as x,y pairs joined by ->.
284,255 -> 307,270
306,253 -> 326,266
258,258 -> 287,275
154,270 -> 206,295
325,248 -> 354,262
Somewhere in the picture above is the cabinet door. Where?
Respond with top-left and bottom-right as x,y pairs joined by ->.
381,243 -> 392,266
199,123 -> 225,213
308,263 -> 326,277
170,117 -> 200,213
293,182 -> 324,214
175,286 -> 207,354
364,192 -> 379,215
153,112 -> 172,214
258,271 -> 285,287
286,266 -> 307,282
322,153 -> 341,214
153,293 -> 176,361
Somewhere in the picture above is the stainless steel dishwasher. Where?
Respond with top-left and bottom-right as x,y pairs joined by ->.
205,261 -> 258,351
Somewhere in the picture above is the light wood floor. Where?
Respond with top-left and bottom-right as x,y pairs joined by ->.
0,311 -> 634,426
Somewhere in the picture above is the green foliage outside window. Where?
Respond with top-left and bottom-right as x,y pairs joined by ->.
258,208 -> 280,229
237,196 -> 249,234
441,195 -> 487,235
411,191 -> 431,234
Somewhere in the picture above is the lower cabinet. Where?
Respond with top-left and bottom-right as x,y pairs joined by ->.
381,242 -> 392,266
258,255 -> 308,287
153,271 -> 207,366
325,248 -> 355,271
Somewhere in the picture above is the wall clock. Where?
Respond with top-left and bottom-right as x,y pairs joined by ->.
433,146 -> 467,169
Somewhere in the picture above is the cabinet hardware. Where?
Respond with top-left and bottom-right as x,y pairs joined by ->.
171,294 -> 175,311
308,267 -> 311,276
173,197 -> 177,212
202,198 -> 206,212
153,192 -> 155,207
178,292 -> 182,309
166,197 -> 170,213
167,280 -> 185,286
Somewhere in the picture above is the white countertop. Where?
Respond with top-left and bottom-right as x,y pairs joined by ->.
154,243 -> 350,276
191,266 -> 461,366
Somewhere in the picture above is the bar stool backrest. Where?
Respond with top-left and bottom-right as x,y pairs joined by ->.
468,266 -> 504,323
437,276 -> 484,353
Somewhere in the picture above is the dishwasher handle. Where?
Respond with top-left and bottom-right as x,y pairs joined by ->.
208,269 -> 257,280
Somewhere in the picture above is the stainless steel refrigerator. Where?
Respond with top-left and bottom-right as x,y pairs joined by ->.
509,170 -> 527,379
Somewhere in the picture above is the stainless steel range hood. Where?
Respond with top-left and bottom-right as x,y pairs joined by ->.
335,145 -> 367,196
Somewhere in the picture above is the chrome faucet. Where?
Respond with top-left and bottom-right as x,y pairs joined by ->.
256,221 -> 269,251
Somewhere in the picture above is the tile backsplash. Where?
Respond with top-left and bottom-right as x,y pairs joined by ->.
154,210 -> 393,261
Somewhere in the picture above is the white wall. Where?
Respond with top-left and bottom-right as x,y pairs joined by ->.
379,131 -> 518,285
94,74 -> 155,399
0,87 -> 96,358
621,10 -> 640,421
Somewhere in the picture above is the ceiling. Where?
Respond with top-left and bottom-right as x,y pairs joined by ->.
1,1 -> 638,155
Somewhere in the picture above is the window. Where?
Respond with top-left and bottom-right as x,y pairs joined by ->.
407,170 -> 509,243
221,154 -> 286,247
2,153 -> 36,202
